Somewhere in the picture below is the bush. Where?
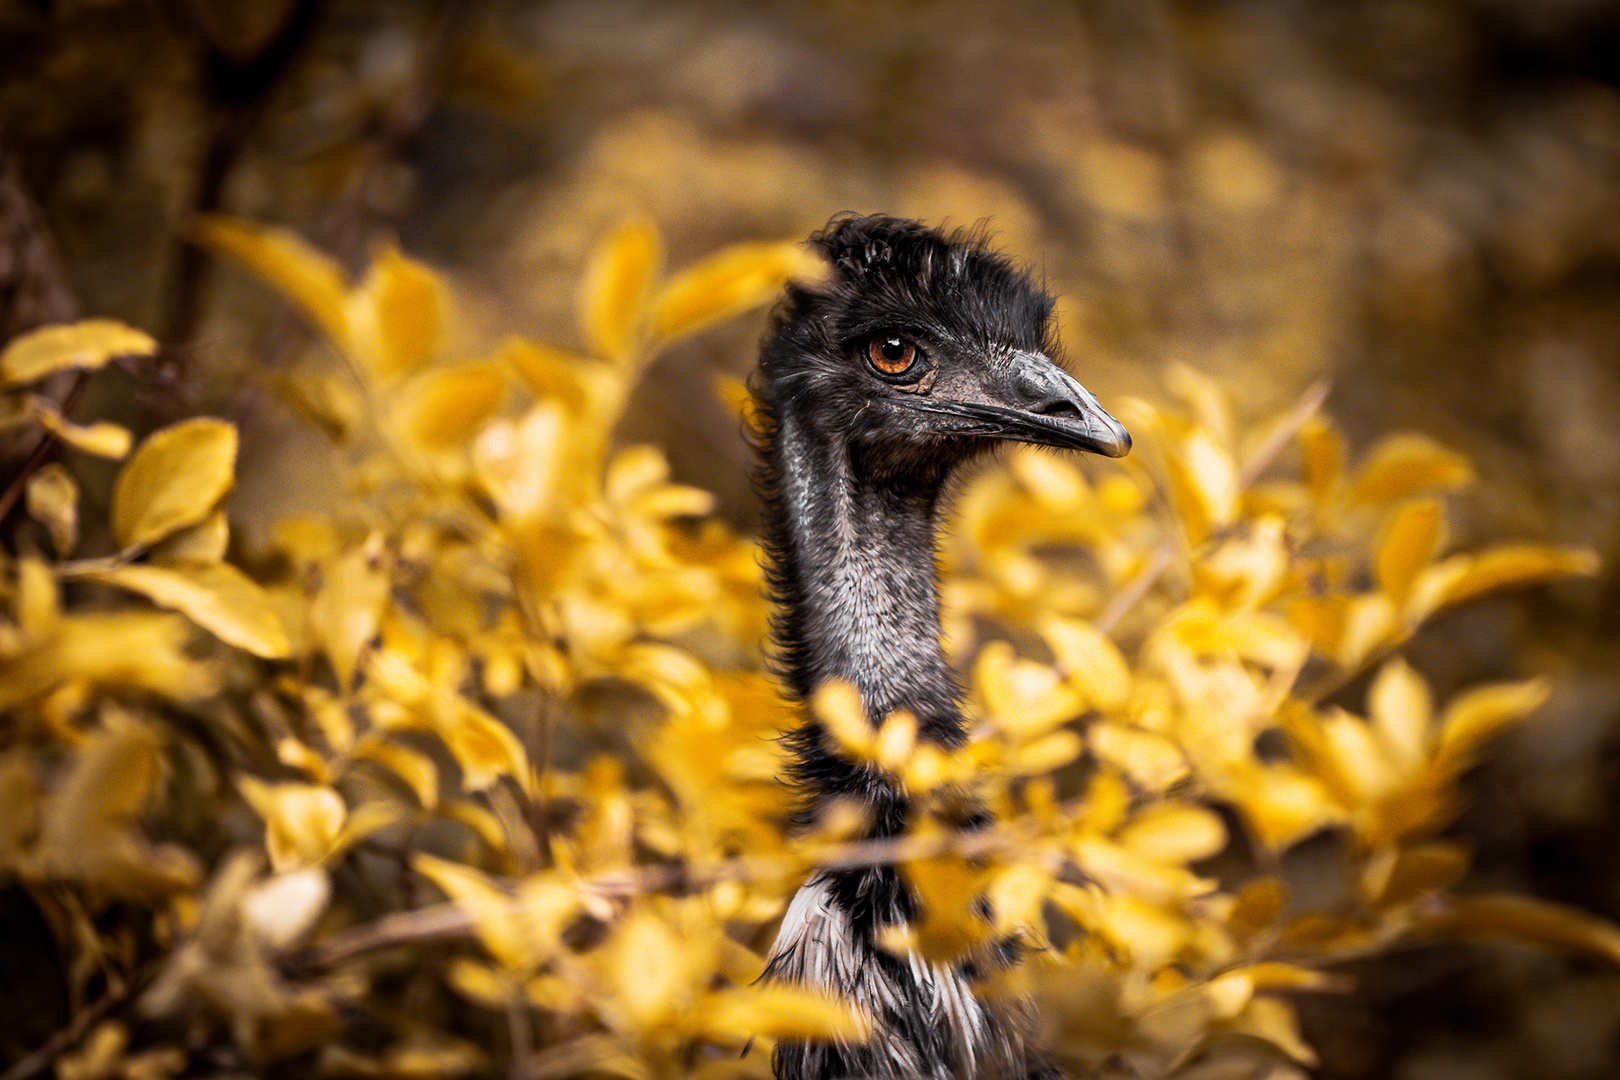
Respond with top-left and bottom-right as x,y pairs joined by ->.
0,218 -> 1606,1080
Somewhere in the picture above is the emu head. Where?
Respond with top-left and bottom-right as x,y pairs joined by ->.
759,215 -> 1129,484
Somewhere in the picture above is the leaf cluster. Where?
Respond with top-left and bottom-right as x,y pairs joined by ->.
0,220 -> 1605,1080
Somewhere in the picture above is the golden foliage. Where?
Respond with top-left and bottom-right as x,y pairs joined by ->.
0,220 -> 1605,1078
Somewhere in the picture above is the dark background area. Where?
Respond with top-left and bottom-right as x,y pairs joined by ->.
3,1 -> 1619,1076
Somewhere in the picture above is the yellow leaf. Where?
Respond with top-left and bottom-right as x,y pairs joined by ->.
1008,729 -> 1083,775
37,710 -> 200,896
354,737 -> 440,808
239,777 -> 346,871
445,957 -> 513,1007
1285,594 -> 1347,657
392,362 -> 507,449
1228,763 -> 1345,849
195,217 -> 350,349
1436,545 -> 1600,609
1163,430 -> 1239,543
1365,841 -> 1468,907
1088,722 -> 1189,791
438,701 -> 529,792
604,444 -> 669,505
974,641 -> 1085,740
987,864 -> 1053,938
697,984 -> 869,1043
0,318 -> 156,386
413,854 -> 536,972
501,338 -> 595,411
1039,615 -> 1131,712
1367,657 -> 1432,775
1376,499 -> 1444,609
149,508 -> 230,564
111,417 -> 237,551
649,240 -> 827,344
1233,995 -> 1318,1066
578,219 -> 663,361
1197,515 -> 1290,609
1317,707 -> 1400,805
472,403 -> 567,522
309,543 -> 391,690
608,908 -> 694,1029
74,562 -> 291,659
1422,894 -> 1620,966
16,554 -> 59,642
28,398 -> 132,458
1336,593 -> 1398,669
1436,678 -> 1548,769
25,463 -> 78,556
1164,362 -> 1234,449
441,799 -> 509,852
1348,433 -> 1472,506
1095,893 -> 1191,970
1117,803 -> 1227,865
346,247 -> 451,379
813,680 -> 873,758
1072,835 -> 1213,905
900,852 -> 996,961
1299,417 -> 1343,505
874,709 -> 918,771
0,611 -> 217,713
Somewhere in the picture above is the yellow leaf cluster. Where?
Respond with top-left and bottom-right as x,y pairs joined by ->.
0,223 -> 1605,1077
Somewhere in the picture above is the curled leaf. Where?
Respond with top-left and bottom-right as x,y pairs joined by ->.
195,217 -> 350,350
650,240 -> 827,343
1422,894 -> 1620,966
347,247 -> 451,379
578,219 -> 663,361
28,398 -> 132,459
1377,499 -> 1444,610
0,318 -> 156,386
1349,433 -> 1472,506
25,462 -> 79,556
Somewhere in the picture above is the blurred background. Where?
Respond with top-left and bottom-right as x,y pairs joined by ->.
3,0 -> 1618,1075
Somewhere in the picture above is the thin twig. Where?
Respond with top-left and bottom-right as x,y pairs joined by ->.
294,901 -> 474,969
1,971 -> 145,1080
1093,378 -> 1332,635
293,812 -> 1071,971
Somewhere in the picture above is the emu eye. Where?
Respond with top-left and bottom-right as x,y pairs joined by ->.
867,335 -> 921,378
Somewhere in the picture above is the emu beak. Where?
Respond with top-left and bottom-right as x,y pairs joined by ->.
1000,351 -> 1131,458
900,351 -> 1130,458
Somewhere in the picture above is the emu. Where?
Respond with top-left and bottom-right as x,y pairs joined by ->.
753,216 -> 1130,1080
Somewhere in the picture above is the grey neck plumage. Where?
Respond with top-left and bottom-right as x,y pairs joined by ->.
771,411 -> 967,748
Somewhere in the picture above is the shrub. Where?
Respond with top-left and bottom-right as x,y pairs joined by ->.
0,219 -> 1605,1080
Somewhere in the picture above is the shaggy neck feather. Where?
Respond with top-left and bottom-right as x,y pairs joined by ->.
772,411 -> 965,746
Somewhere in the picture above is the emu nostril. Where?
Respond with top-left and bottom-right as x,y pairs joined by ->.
1031,395 -> 1082,418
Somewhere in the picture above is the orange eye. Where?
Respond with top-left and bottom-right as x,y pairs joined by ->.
867,335 -> 920,377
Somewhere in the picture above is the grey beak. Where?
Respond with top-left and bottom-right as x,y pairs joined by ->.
1002,351 -> 1132,458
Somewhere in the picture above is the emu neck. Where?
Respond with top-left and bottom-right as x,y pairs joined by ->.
771,413 -> 964,745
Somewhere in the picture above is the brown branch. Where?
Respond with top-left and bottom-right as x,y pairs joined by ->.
157,0 -> 327,365
0,136 -> 82,538
293,901 -> 473,969
292,818 -> 1066,971
0,970 -> 146,1080
255,0 -> 483,370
